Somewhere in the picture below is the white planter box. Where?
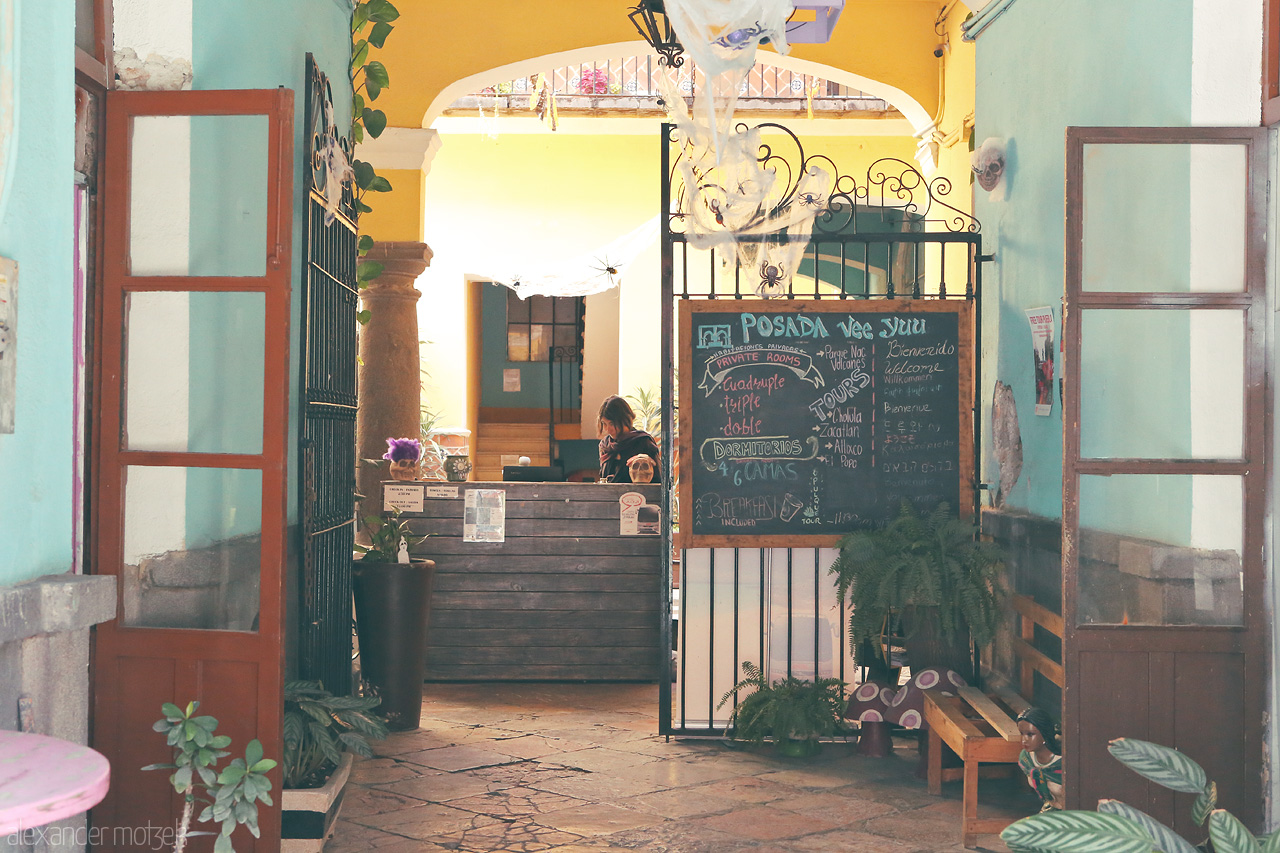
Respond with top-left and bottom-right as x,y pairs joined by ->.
281,752 -> 353,853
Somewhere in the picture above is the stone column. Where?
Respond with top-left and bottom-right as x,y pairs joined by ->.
356,241 -> 431,530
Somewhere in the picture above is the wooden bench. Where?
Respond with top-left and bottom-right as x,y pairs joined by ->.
922,594 -> 1064,848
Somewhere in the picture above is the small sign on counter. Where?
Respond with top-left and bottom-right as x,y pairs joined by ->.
464,488 -> 506,542
383,482 -> 425,513
620,492 -> 660,536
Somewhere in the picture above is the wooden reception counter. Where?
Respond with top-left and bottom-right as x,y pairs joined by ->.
384,480 -> 664,682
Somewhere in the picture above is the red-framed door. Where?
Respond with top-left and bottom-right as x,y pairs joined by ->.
1062,126 -> 1268,832
90,88 -> 293,852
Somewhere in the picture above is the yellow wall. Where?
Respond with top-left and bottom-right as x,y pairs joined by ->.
381,1 -> 945,127
360,168 -> 424,242
418,129 -> 923,429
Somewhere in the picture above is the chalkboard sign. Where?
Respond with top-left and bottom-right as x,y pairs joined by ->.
678,300 -> 973,547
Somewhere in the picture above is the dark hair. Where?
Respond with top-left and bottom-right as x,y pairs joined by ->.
597,395 -> 635,436
1016,707 -> 1061,753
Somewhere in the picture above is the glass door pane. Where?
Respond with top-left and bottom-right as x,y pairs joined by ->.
1082,142 -> 1248,293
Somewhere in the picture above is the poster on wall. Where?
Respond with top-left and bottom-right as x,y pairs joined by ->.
1026,306 -> 1054,417
463,488 -> 506,543
0,257 -> 15,433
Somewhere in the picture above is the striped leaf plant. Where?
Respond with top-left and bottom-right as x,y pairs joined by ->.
1001,737 -> 1277,853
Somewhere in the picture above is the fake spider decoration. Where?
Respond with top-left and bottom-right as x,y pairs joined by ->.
758,261 -> 787,296
798,191 -> 826,208
712,23 -> 769,50
590,256 -> 623,284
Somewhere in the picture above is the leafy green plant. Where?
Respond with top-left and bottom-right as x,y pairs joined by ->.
716,661 -> 846,750
355,506 -> 426,562
350,0 -> 399,321
282,680 -> 389,789
625,385 -> 663,444
830,500 -> 1007,667
1002,737 -> 1276,853
144,701 -> 276,853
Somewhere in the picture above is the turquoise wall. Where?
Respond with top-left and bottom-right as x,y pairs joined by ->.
0,0 -> 76,584
192,0 -> 352,531
974,0 -> 1193,529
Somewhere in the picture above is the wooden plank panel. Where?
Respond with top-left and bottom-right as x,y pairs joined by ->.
431,591 -> 656,611
1012,594 -> 1064,638
427,664 -> 660,681
430,645 -> 657,666
431,609 -> 658,630
1012,638 -> 1066,688
410,499 -> 650,521
429,628 -> 658,648
923,689 -> 985,742
1173,653 -> 1250,830
992,687 -> 1031,716
416,517 -> 653,538
1075,651 -> 1152,813
429,555 -> 660,574
433,573 -> 660,594
956,687 -> 1021,742
416,537 -> 661,557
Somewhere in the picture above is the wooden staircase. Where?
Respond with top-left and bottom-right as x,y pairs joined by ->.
473,422 -> 553,481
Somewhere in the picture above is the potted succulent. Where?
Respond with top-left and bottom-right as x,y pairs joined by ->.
144,701 -> 276,853
281,680 -> 388,852
830,500 -> 1007,681
716,661 -> 847,757
353,507 -> 436,731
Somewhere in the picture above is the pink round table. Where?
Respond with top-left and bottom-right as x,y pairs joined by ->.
0,731 -> 110,835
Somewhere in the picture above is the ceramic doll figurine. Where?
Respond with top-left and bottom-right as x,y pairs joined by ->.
1016,707 -> 1064,812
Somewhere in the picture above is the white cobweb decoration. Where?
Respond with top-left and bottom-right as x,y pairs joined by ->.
476,217 -> 660,298
663,0 -> 792,159
661,0 -> 832,297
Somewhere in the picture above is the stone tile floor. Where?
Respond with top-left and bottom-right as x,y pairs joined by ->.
331,683 -> 1037,853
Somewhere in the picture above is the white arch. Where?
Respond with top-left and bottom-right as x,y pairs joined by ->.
421,40 -> 934,137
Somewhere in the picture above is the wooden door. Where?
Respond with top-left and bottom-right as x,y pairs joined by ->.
90,88 -> 293,852
1063,126 -> 1267,832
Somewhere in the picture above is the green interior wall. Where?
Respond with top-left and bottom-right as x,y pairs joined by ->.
479,283 -> 580,412
974,0 -> 1194,535
0,0 -> 76,583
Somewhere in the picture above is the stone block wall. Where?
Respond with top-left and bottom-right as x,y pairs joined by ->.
0,574 -> 116,853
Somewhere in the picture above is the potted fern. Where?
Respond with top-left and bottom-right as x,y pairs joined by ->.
716,662 -> 847,757
830,500 -> 1007,681
281,680 -> 388,852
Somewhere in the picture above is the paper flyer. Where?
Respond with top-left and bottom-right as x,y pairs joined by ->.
463,488 -> 506,543
1026,307 -> 1055,416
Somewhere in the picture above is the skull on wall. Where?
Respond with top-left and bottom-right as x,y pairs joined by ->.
971,137 -> 1007,192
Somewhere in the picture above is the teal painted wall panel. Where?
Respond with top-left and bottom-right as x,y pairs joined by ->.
192,0 -> 352,528
975,0 -> 1194,523
0,0 -> 76,584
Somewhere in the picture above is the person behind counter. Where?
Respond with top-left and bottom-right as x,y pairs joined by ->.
597,395 -> 661,484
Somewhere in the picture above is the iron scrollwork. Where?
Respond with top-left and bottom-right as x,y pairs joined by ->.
306,58 -> 356,223
667,121 -> 980,238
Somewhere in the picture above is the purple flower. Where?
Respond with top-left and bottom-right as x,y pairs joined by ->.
383,437 -> 422,462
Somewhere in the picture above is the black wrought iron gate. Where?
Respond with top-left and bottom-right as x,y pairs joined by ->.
657,122 -> 984,735
297,55 -> 360,694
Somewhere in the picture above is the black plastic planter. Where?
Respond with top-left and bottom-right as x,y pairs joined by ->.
352,559 -> 435,731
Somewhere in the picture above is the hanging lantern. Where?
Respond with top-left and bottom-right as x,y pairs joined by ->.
787,0 -> 845,44
628,0 -> 686,68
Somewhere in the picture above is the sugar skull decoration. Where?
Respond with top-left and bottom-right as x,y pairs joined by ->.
383,437 -> 422,481
971,137 -> 1007,192
627,454 -> 656,484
